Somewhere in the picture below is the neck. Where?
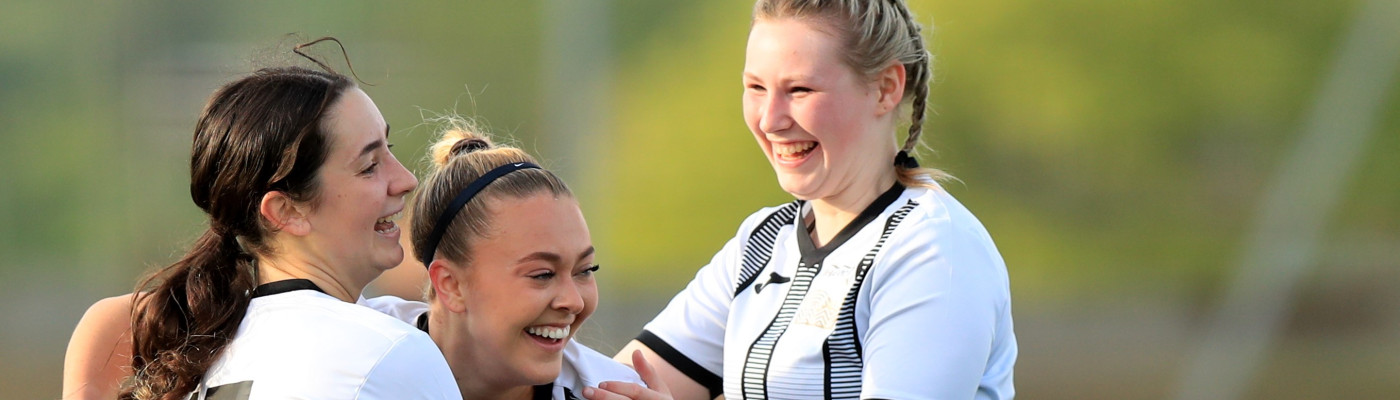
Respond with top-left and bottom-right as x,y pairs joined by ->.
808,172 -> 897,247
429,303 -> 536,400
457,380 -> 534,400
255,255 -> 361,302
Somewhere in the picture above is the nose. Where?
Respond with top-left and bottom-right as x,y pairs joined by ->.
387,153 -> 418,196
553,279 -> 586,315
758,93 -> 792,134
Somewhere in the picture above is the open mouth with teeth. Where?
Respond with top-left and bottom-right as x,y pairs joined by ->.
774,141 -> 818,162
374,212 -> 400,234
525,325 -> 570,344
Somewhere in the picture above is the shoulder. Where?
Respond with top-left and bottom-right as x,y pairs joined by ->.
732,200 -> 802,236
871,186 -> 1009,294
243,291 -> 430,352
357,330 -> 462,399
206,292 -> 454,398
894,185 -> 1000,253
63,294 -> 139,400
704,200 -> 803,265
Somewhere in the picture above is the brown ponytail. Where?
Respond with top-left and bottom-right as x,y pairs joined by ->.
122,43 -> 355,399
126,230 -> 256,400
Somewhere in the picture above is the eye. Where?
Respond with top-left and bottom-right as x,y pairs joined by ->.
530,271 -> 557,281
576,264 -> 601,277
747,84 -> 767,93
360,161 -> 380,175
791,86 -> 813,94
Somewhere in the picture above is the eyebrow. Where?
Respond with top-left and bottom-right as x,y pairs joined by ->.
358,124 -> 391,158
742,72 -> 814,85
517,246 -> 596,265
359,139 -> 384,158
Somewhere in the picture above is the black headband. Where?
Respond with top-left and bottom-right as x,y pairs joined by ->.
418,162 -> 541,264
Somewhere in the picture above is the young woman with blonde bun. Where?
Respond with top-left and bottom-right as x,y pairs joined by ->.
367,119 -> 670,400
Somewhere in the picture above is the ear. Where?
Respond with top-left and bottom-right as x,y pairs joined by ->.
259,191 -> 311,236
874,62 -> 906,116
428,260 -> 470,314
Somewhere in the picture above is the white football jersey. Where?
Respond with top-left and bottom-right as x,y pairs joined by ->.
197,280 -> 461,399
359,295 -> 645,400
640,184 -> 1017,399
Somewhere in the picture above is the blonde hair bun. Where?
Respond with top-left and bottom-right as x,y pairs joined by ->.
427,118 -> 493,167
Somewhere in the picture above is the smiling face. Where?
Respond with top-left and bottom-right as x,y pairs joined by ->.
300,87 -> 418,286
444,193 -> 597,387
743,18 -> 897,201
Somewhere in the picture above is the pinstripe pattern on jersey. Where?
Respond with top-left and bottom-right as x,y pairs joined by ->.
740,260 -> 822,400
823,200 -> 918,399
733,201 -> 803,297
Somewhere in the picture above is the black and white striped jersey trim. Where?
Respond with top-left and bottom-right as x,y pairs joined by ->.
823,200 -> 918,399
639,201 -> 801,399
734,184 -> 908,400
734,201 -> 803,296
739,260 -> 822,400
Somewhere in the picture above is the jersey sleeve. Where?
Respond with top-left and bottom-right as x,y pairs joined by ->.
859,219 -> 1015,400
356,331 -> 463,400
637,217 -> 751,396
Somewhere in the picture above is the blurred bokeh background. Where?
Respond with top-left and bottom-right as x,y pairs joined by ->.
3,0 -> 1397,399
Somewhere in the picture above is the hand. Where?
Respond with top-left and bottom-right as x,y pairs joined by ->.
582,350 -> 674,400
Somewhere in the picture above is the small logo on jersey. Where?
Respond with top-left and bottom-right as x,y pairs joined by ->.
794,263 -> 857,330
754,271 -> 790,294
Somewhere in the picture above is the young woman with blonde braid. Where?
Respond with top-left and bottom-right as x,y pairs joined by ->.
617,1 -> 1017,399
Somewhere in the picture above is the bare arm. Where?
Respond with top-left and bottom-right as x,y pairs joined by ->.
62,294 -> 137,400
614,340 -> 716,400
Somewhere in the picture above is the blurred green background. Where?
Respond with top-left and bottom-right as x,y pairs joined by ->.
3,1 -> 1397,399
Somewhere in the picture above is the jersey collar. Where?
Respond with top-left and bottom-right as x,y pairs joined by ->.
796,182 -> 906,266
250,279 -> 327,299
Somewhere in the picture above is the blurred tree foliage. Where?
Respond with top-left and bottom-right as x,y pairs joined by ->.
588,0 -> 1394,305
0,0 -> 1392,307
3,1 -> 1397,398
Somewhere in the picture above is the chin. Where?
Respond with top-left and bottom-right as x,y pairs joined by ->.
374,247 -> 405,268
521,359 -> 564,385
776,176 -> 820,200
372,256 -> 402,273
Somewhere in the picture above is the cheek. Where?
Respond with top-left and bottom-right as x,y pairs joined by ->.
809,101 -> 859,144
580,284 -> 600,319
741,97 -> 760,131
468,281 -> 524,327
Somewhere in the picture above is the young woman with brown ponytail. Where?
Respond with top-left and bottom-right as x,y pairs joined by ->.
64,39 -> 461,400
616,1 -> 1017,399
